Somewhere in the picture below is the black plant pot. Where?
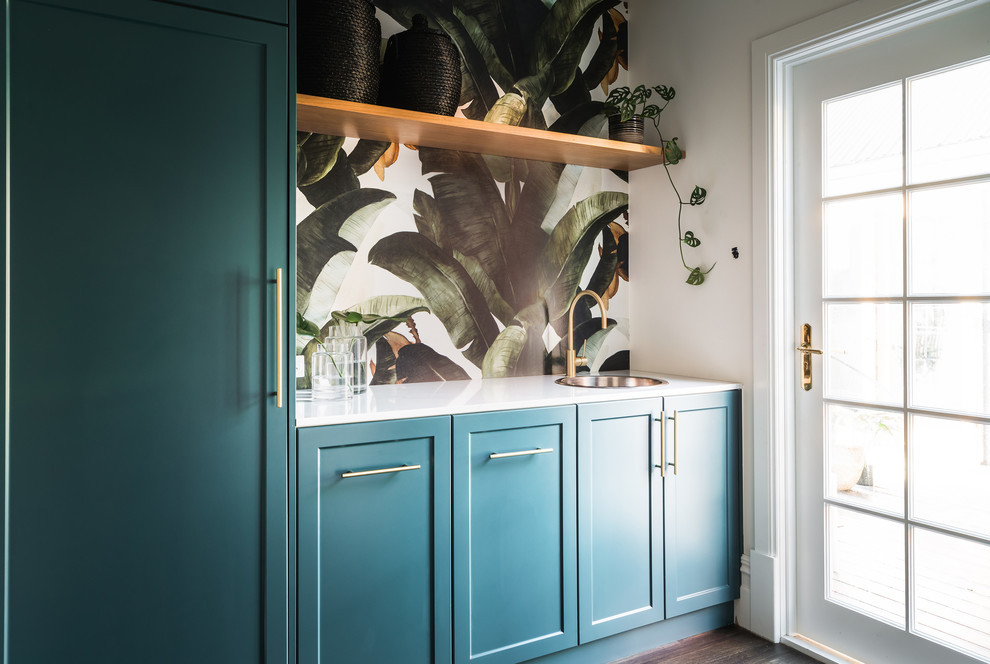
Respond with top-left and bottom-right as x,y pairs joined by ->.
297,0 -> 381,104
379,14 -> 462,116
608,115 -> 645,144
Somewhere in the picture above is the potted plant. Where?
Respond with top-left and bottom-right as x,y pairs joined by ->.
603,83 -> 715,285
602,84 -> 674,143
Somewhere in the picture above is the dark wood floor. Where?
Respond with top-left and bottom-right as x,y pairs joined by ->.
614,626 -> 818,664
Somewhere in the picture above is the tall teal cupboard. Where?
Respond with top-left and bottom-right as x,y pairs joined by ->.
3,1 -> 291,662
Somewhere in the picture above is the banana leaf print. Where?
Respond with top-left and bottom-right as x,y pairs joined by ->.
368,232 -> 500,369
296,2 -> 633,385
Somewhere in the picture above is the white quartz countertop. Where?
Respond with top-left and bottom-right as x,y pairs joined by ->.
295,370 -> 742,427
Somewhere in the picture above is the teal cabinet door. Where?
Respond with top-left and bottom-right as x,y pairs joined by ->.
298,418 -> 452,664
453,407 -> 577,664
5,1 -> 289,662
662,391 -> 742,618
155,0 -> 287,23
577,399 -> 665,643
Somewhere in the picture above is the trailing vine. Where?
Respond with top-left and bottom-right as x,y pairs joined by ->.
605,84 -> 714,285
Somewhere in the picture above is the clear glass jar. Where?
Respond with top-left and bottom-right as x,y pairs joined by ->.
327,322 -> 369,395
311,345 -> 351,400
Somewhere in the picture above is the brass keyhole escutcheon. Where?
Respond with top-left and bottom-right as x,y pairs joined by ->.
796,323 -> 823,391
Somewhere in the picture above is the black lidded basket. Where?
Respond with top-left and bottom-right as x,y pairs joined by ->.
379,14 -> 462,116
297,0 -> 381,104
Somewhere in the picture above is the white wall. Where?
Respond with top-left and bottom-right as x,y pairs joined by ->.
627,0 -> 855,629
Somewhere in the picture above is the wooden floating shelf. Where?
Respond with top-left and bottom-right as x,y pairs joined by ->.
297,94 -> 667,171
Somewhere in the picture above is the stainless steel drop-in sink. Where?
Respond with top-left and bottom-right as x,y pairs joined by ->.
555,375 -> 667,388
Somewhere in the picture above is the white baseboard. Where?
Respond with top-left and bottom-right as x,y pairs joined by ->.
748,550 -> 779,641
736,553 -> 752,629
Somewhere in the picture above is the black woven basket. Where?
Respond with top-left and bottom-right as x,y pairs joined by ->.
297,0 -> 381,104
379,14 -> 462,116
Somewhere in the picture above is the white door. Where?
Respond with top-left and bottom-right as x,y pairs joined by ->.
792,3 -> 990,663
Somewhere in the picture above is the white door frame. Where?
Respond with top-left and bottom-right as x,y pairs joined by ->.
749,0 -> 987,653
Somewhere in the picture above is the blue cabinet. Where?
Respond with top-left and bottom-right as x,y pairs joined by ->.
453,407 -> 577,664
662,391 -> 742,618
4,1 -> 289,661
298,417 -> 452,664
576,399 -> 665,643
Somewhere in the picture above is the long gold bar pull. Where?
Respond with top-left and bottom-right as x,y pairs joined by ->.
673,410 -> 679,475
795,323 -> 823,392
655,414 -> 666,478
489,448 -> 554,460
342,464 -> 421,479
276,268 -> 284,408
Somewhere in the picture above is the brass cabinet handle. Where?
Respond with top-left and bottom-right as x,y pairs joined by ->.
489,448 -> 554,460
276,268 -> 284,408
673,410 -> 679,475
654,413 -> 666,478
341,464 -> 421,479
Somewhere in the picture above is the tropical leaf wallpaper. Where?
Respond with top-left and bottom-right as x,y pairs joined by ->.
297,0 -> 632,385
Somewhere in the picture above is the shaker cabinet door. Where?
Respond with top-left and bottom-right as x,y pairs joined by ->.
298,418 -> 452,664
662,390 -> 742,618
453,407 -> 577,664
5,1 -> 289,662
577,399 -> 665,643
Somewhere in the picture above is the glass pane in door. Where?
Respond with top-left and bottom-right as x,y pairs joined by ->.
911,302 -> 990,417
824,194 -> 903,298
910,181 -> 990,296
824,83 -> 903,197
909,58 -> 990,184
911,415 -> 990,539
826,303 -> 903,405
913,528 -> 990,661
826,405 -> 904,514
827,505 -> 905,627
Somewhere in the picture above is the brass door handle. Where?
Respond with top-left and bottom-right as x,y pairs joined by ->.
341,464 -> 421,479
672,410 -> 679,475
276,268 -> 284,408
796,323 -> 823,391
489,448 -> 553,460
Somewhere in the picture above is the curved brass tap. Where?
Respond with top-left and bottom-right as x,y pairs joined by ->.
566,290 -> 607,377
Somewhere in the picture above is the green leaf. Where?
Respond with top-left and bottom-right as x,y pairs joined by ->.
328,295 -> 430,349
538,191 -> 629,322
454,250 -> 517,328
296,312 -> 322,338
482,93 -> 529,182
368,232 -> 500,368
396,343 -> 471,383
686,264 -> 715,286
482,325 -> 529,378
453,5 -> 516,92
429,166 -> 517,308
347,140 -> 392,176
586,226 -> 619,295
297,189 -> 395,321
297,134 -> 344,187
582,12 -> 618,90
655,85 -> 675,101
412,189 -> 445,249
682,231 -> 701,248
370,336 -> 398,385
298,148 -> 360,209
690,185 -> 707,206
531,0 -> 621,96
663,137 -> 683,165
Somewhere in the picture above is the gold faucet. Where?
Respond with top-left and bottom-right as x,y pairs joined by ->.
565,290 -> 608,377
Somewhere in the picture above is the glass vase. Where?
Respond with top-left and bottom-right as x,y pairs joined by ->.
327,322 -> 369,395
